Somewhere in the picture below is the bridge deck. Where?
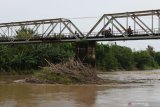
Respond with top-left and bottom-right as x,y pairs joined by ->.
0,34 -> 159,44
87,34 -> 160,41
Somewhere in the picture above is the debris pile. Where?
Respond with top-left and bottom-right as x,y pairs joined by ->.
26,60 -> 101,84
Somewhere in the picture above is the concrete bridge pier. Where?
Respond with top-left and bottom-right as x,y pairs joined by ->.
75,41 -> 96,67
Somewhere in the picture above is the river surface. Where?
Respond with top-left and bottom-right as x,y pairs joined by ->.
1,70 -> 160,107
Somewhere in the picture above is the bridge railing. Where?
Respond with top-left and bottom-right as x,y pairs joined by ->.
87,28 -> 160,38
0,32 -> 81,42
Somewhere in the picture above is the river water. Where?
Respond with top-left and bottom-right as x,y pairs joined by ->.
1,70 -> 160,107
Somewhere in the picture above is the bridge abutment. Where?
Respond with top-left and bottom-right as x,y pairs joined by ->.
75,41 -> 96,66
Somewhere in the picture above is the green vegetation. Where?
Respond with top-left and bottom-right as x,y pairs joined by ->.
0,43 -> 74,74
16,26 -> 37,39
0,43 -> 160,74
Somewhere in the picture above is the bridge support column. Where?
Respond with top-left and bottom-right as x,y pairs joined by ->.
75,41 -> 96,67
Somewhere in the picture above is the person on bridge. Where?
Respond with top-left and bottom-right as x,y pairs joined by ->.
107,27 -> 112,37
127,26 -> 133,36
75,31 -> 79,37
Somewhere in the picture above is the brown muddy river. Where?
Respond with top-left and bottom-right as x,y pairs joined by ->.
1,70 -> 160,107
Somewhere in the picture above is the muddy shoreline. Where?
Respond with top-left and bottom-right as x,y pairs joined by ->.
11,70 -> 160,87
2,69 -> 160,85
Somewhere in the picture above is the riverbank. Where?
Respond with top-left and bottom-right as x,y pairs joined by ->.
2,68 -> 160,85
1,69 -> 160,85
1,69 -> 160,89
23,69 -> 160,85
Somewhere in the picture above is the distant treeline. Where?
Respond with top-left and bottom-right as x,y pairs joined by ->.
96,44 -> 160,71
0,43 -> 160,73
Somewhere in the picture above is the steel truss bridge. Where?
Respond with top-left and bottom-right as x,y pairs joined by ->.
0,9 -> 160,44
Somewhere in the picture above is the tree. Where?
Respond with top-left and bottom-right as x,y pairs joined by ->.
16,26 -> 36,39
96,44 -> 120,70
111,45 -> 135,70
155,52 -> 160,66
134,51 -> 158,69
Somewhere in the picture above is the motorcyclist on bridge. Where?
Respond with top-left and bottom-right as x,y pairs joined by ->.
102,27 -> 112,37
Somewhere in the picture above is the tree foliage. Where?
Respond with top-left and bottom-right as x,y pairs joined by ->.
0,43 -> 74,73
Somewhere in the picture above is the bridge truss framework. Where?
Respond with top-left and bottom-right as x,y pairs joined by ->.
0,18 -> 84,44
85,9 -> 160,41
0,9 -> 160,44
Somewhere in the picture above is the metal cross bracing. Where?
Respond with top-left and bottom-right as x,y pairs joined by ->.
0,18 -> 84,44
85,9 -> 160,41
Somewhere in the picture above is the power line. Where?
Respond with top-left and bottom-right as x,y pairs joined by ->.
66,16 -> 101,20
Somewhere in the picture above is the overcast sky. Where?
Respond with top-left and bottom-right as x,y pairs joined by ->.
0,0 -> 160,51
